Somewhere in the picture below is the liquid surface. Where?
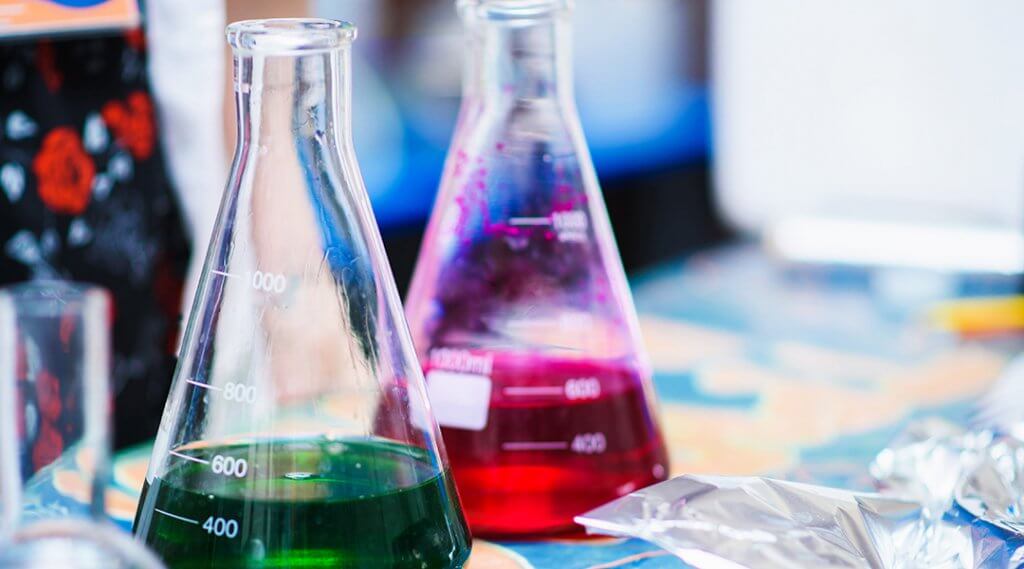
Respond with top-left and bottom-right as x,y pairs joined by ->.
134,438 -> 471,569
427,354 -> 668,537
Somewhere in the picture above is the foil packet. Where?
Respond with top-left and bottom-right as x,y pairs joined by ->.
870,418 -> 993,518
574,358 -> 1024,568
868,416 -> 1024,539
576,474 -> 1014,568
957,437 -> 1024,536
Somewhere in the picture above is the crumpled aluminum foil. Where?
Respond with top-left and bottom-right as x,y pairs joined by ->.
576,474 -> 1015,568
870,418 -> 993,518
575,361 -> 1024,569
957,437 -> 1024,535
865,411 -> 1024,539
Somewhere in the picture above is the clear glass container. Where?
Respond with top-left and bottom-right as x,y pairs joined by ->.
133,19 -> 471,568
405,0 -> 669,537
0,281 -> 163,569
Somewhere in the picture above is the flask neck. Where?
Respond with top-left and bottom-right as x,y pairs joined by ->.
464,9 -> 574,105
232,47 -> 352,152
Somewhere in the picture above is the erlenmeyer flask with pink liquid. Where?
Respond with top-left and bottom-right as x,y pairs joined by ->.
405,0 -> 669,537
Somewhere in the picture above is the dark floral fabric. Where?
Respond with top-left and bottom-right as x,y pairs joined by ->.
14,309 -> 86,477
0,32 -> 190,450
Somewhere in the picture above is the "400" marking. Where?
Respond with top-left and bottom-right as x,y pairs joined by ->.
202,516 -> 238,538
571,432 -> 607,455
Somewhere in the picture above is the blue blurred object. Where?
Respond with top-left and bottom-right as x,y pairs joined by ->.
319,0 -> 710,228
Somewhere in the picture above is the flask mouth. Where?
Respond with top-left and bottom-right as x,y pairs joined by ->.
227,18 -> 356,55
459,0 -> 573,21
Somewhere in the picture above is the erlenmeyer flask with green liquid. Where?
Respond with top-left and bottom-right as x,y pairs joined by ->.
132,19 -> 471,568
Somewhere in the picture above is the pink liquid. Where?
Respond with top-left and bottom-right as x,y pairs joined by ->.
426,353 -> 668,537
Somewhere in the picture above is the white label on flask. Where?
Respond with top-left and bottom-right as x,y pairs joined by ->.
426,370 -> 492,431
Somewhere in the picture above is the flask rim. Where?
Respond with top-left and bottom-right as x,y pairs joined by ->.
0,280 -> 109,318
227,18 -> 356,55
458,0 -> 573,21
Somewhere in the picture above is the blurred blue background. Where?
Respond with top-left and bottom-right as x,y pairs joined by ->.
317,0 -> 713,236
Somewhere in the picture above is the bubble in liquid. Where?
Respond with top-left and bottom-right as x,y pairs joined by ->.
284,472 -> 314,480
246,538 -> 266,560
326,442 -> 346,455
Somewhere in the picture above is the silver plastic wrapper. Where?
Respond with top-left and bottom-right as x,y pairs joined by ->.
957,437 -> 1024,535
576,474 -> 1014,568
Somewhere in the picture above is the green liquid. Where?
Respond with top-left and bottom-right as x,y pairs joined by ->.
133,438 -> 471,569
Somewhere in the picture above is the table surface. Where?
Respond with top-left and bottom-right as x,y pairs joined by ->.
69,244 -> 1017,568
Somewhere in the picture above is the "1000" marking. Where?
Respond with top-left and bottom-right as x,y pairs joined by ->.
248,270 -> 287,294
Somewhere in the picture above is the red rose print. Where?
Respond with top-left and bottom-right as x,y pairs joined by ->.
16,338 -> 26,383
108,296 -> 117,326
60,312 -> 75,350
102,91 -> 156,160
33,127 -> 95,215
36,41 -> 62,92
154,256 -> 185,354
16,389 -> 26,440
36,369 -> 62,422
33,422 -> 63,470
125,28 -> 146,52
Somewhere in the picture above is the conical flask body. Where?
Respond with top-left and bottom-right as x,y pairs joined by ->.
133,19 -> 470,568
406,1 -> 668,537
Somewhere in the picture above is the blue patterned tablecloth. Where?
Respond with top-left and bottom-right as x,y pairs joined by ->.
79,244 -> 1019,567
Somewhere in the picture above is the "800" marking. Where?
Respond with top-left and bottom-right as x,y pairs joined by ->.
223,382 -> 256,404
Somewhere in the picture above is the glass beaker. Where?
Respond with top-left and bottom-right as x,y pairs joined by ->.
133,19 -> 471,569
0,281 -> 164,569
405,0 -> 669,537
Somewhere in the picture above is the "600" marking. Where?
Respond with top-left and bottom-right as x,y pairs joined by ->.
202,516 -> 238,538
248,270 -> 287,294
564,377 -> 601,400
211,455 -> 248,478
